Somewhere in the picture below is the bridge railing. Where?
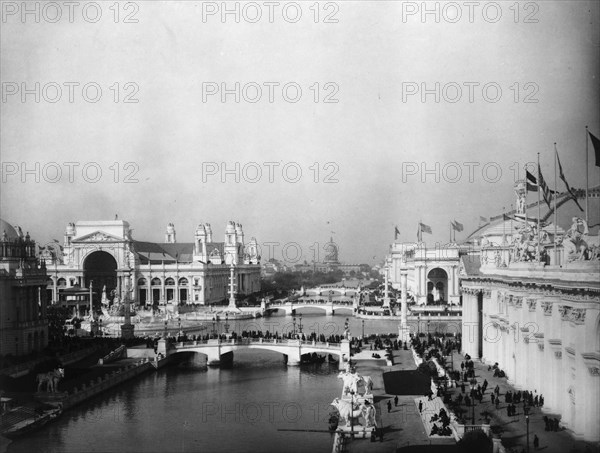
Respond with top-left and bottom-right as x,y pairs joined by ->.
174,338 -> 343,349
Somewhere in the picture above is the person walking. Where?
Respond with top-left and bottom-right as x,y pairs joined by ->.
533,434 -> 539,449
418,400 -> 423,413
394,395 -> 398,407
387,400 -> 392,413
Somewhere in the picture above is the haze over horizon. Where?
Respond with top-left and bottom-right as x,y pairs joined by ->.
1,1 -> 599,264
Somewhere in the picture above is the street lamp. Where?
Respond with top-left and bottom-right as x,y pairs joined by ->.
470,381 -> 476,425
344,318 -> 350,340
164,320 -> 168,339
292,315 -> 297,337
212,318 -> 216,338
361,319 -> 365,340
350,390 -> 355,439
427,320 -> 430,336
224,313 -> 229,335
524,406 -> 530,453
298,314 -> 303,334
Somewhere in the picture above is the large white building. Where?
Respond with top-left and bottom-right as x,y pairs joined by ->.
0,219 -> 49,356
42,220 -> 261,308
387,242 -> 462,306
460,183 -> 600,442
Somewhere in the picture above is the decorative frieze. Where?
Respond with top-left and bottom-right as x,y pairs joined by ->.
541,301 -> 553,316
482,288 -> 491,298
508,295 -> 514,306
570,308 -> 586,324
514,296 -> 523,309
558,305 -> 570,320
558,306 -> 587,324
527,298 -> 537,312
554,351 -> 562,359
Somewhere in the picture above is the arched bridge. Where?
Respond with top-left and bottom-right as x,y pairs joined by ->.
160,338 -> 350,368
265,299 -> 357,316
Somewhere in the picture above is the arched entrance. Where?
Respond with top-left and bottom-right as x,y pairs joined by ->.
427,268 -> 448,305
83,251 -> 118,299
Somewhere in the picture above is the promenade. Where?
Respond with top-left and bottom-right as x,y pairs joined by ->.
447,353 -> 598,453
345,347 -> 457,453
339,344 -> 599,453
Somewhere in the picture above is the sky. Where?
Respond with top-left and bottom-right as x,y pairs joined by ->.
1,0 -> 599,265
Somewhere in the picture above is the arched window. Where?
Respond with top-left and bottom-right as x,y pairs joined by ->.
138,278 -> 147,286
151,277 -> 161,286
57,278 -> 67,287
178,277 -> 188,285
165,278 -> 175,286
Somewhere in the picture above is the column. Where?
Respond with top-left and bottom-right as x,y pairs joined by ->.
53,277 -> 58,304
188,275 -> 194,304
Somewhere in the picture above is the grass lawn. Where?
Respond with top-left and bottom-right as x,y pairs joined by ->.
383,370 -> 431,396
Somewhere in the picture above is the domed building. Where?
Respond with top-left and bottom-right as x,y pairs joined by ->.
458,183 -> 600,442
0,219 -> 49,356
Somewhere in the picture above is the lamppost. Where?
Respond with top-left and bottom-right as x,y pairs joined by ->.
212,318 -> 216,338
470,381 -> 476,425
224,313 -> 229,335
164,320 -> 168,339
524,406 -> 530,453
292,315 -> 297,338
350,390 -> 355,439
178,317 -> 182,338
361,319 -> 365,340
298,314 -> 303,335
427,320 -> 430,336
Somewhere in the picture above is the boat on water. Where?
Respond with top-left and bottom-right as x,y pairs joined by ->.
1,405 -> 62,439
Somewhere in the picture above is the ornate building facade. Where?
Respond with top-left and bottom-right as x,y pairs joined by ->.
42,220 -> 261,307
0,219 -> 49,356
387,242 -> 462,305
460,183 -> 600,442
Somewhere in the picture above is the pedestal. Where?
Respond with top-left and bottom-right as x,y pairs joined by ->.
121,323 -> 135,339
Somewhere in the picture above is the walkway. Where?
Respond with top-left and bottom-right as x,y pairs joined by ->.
345,348 -> 455,452
448,353 -> 598,453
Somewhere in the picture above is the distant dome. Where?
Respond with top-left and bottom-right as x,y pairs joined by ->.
0,218 -> 19,241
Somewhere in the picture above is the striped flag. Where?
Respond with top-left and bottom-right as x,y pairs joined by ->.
419,222 -> 432,234
526,170 -> 538,192
589,131 -> 600,167
537,164 -> 554,210
479,216 -> 488,223
452,221 -> 464,232
556,150 -> 583,211
394,226 -> 400,240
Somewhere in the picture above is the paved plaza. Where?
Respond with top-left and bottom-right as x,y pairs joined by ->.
340,344 -> 599,453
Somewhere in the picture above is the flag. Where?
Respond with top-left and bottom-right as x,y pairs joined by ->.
589,131 -> 600,167
502,213 -> 513,221
556,151 -> 584,211
394,226 -> 400,240
479,216 -> 488,223
452,220 -> 464,232
52,239 -> 60,243
537,165 -> 554,210
526,170 -> 538,192
419,222 -> 432,234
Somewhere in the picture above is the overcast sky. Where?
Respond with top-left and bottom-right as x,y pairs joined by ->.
1,1 -> 599,265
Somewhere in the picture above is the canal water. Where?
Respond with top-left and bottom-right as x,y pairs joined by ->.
4,313 -> 458,453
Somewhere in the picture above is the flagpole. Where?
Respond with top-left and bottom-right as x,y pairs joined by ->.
537,152 -> 541,262
449,223 -> 452,243
510,203 -> 513,241
502,207 -> 506,245
586,125 -> 589,224
554,143 -> 558,263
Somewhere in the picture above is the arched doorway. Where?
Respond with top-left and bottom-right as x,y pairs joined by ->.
83,251 -> 118,301
427,268 -> 448,305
